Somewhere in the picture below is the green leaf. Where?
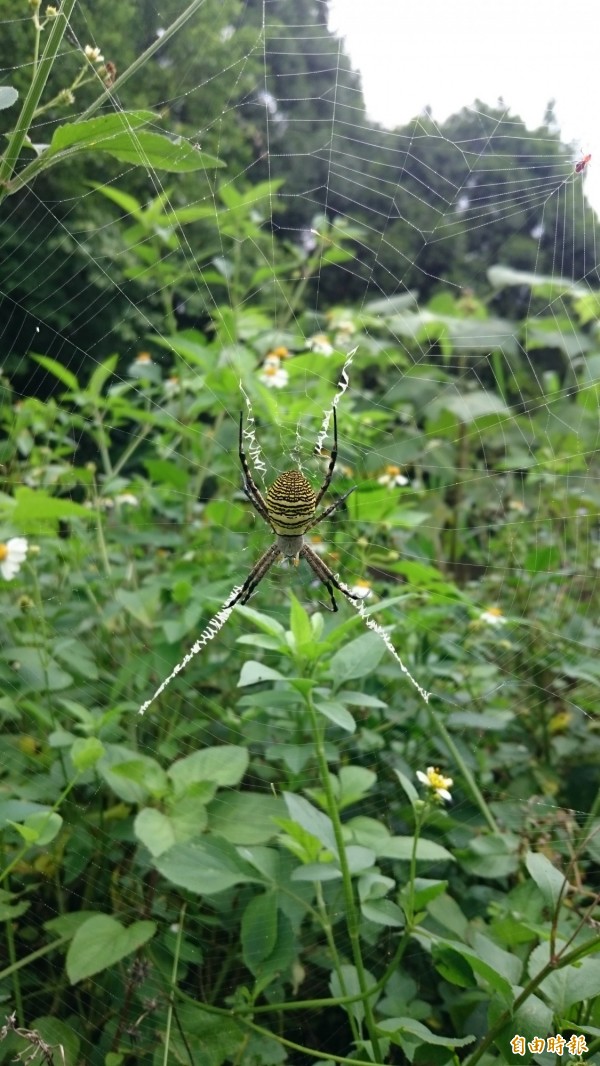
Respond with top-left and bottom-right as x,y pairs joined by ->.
377,1017 -> 475,1050
31,354 -> 79,390
9,811 -> 62,846
48,112 -> 158,153
11,487 -> 89,532
154,838 -> 262,895
135,808 -> 179,857
97,746 -> 167,804
361,898 -> 405,927
19,1018 -> 79,1066
329,631 -> 385,684
2,646 -> 73,692
394,769 -> 419,808
71,737 -> 105,771
375,836 -> 454,864
283,793 -> 337,857
337,766 -> 376,808
89,131 -> 224,172
66,914 -> 155,984
289,593 -> 313,649
238,661 -> 285,686
241,893 -> 278,972
115,586 -> 161,627
0,86 -> 18,110
314,699 -> 356,733
525,851 -> 566,909
169,745 -> 248,791
208,792 -> 283,844
86,355 -> 118,399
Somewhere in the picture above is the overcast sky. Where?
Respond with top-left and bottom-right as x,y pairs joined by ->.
328,0 -> 600,217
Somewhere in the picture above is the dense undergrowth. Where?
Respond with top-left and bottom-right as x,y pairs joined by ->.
1,4 -> 600,1065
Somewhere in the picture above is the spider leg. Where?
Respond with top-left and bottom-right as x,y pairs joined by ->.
228,543 -> 282,609
300,543 -> 360,613
314,406 -> 338,509
238,411 -> 271,525
305,485 -> 356,532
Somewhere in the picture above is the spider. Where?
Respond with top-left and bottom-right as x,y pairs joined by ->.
575,152 -> 591,175
230,409 -> 360,612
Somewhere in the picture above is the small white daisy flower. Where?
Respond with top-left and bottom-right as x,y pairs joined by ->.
84,45 -> 104,63
0,537 -> 28,580
258,357 -> 289,389
416,766 -> 453,803
307,333 -> 333,356
114,493 -> 139,507
480,607 -> 507,626
377,465 -> 409,488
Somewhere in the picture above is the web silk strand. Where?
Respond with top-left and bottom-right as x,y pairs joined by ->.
138,584 -> 243,714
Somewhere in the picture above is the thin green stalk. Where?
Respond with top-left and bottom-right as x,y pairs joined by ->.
163,902 -> 186,1066
0,0 -> 78,196
430,708 -> 499,833
303,687 -> 383,1062
465,935 -> 600,1066
3,876 -> 24,1025
0,934 -> 71,983
314,881 -> 361,1047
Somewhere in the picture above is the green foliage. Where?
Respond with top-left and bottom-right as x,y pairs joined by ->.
1,265 -> 600,1062
1,4 -> 600,1064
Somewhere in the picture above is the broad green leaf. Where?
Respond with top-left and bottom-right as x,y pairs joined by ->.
525,851 -> 566,909
154,837 -> 262,894
241,893 -> 278,972
168,745 -> 248,791
71,737 -> 105,771
238,661 -> 285,686
208,792 -> 283,844
1,646 -> 73,692
0,86 -> 18,110
361,899 -> 405,927
115,586 -> 161,627
97,746 -> 167,804
9,811 -> 62,846
337,766 -> 376,808
314,699 -> 356,733
329,631 -> 385,684
375,836 -> 454,863
66,914 -> 155,984
11,487 -> 89,532
48,111 -> 157,153
134,808 -> 177,857
283,793 -> 337,857
17,1018 -> 79,1066
89,131 -> 224,172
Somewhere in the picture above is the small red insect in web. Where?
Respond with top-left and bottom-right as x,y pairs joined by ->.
575,152 -> 592,175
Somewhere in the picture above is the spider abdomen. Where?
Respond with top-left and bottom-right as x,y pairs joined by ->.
266,470 -> 316,536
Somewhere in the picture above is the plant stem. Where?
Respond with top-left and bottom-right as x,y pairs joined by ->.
304,688 -> 383,1061
0,0 -> 78,197
430,707 -> 499,833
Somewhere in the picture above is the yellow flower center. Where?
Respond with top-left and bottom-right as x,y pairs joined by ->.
384,465 -> 401,476
485,607 -> 504,618
427,767 -> 452,790
0,543 -> 7,562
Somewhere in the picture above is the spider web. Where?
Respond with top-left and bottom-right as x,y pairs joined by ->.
1,0 -> 599,1060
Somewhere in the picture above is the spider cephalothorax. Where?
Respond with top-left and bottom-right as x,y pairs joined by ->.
230,410 -> 358,612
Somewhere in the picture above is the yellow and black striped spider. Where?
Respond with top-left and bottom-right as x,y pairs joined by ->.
231,409 -> 359,612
